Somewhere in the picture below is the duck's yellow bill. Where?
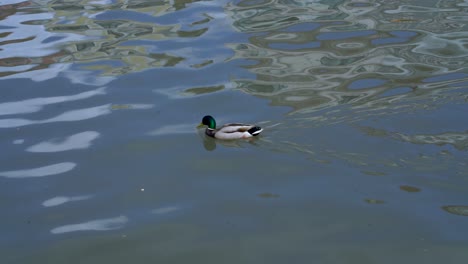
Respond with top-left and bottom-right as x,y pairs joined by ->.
196,123 -> 205,128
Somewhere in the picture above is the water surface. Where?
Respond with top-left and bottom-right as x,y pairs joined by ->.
1,0 -> 468,263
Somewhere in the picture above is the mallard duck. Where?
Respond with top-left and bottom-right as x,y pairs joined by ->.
197,115 -> 263,139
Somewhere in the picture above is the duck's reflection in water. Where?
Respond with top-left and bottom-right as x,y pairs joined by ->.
198,128 -> 261,151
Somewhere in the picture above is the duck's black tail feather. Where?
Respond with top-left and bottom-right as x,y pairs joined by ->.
248,126 -> 263,136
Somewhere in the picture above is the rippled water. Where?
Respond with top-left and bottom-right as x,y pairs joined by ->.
1,0 -> 468,263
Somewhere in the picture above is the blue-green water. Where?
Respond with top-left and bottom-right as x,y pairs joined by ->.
1,0 -> 468,263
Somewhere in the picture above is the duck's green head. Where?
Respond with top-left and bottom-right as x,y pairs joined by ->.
199,115 -> 216,129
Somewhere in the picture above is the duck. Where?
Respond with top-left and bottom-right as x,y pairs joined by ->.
197,115 -> 263,140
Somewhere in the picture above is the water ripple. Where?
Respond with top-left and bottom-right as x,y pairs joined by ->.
224,0 -> 468,115
27,131 -> 100,153
42,195 -> 92,207
148,123 -> 197,136
0,87 -> 106,116
151,206 -> 180,215
413,32 -> 468,58
384,5 -> 458,14
0,162 -> 76,178
442,205 -> 468,217
0,0 -> 218,80
50,215 -> 128,234
0,104 -> 111,128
